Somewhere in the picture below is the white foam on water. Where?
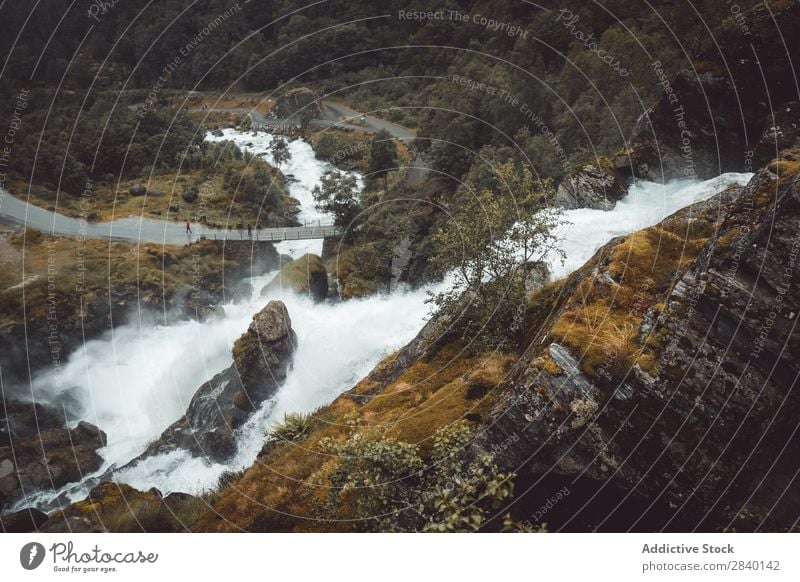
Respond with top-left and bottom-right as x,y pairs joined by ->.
113,280 -> 444,494
545,173 -> 752,278
13,126 -> 753,508
205,128 -> 363,258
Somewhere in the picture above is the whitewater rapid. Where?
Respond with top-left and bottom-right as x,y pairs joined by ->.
547,172 -> 752,279
16,128 -> 434,510
205,127 -> 361,258
15,126 -> 753,509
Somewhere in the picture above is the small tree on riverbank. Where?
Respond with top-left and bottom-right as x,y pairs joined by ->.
367,129 -> 398,189
430,160 -> 563,352
270,136 -> 291,168
312,170 -> 360,232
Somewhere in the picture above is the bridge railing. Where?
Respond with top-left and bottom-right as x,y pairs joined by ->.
198,223 -> 341,242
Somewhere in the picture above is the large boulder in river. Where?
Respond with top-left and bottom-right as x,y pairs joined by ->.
0,420 -> 107,510
555,158 -> 627,210
231,300 -> 297,411
272,87 -> 321,121
137,300 -> 297,463
261,253 -> 328,302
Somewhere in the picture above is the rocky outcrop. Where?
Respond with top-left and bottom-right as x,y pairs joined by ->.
39,481 -> 204,532
137,300 -> 297,462
475,151 -> 800,531
754,101 -> 800,167
0,419 -> 107,510
625,2 -> 800,181
0,235 -> 280,388
261,253 -> 328,302
272,87 -> 322,121
0,400 -> 64,447
219,239 -> 281,282
625,69 -> 749,181
555,158 -> 628,210
0,507 -> 49,532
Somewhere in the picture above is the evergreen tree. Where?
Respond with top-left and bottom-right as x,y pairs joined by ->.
270,136 -> 291,168
366,129 -> 398,189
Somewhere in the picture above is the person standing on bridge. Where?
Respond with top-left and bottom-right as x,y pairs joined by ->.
247,224 -> 252,238
186,221 -> 192,236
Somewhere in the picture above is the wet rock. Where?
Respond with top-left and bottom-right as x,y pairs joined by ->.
135,300 -> 297,463
0,400 -> 63,447
0,421 -> 107,510
220,240 -> 281,278
555,158 -> 628,210
261,253 -> 328,302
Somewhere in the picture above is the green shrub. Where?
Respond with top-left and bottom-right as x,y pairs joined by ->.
216,468 -> 246,491
320,421 -> 515,532
268,412 -> 312,443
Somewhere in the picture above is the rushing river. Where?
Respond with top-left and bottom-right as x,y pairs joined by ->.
13,128 -> 753,511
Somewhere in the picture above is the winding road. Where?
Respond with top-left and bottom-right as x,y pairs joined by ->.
218,99 -> 430,186
0,188 -> 339,246
0,99 -> 427,246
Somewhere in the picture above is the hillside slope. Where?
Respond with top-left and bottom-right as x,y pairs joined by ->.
184,151 -> 799,532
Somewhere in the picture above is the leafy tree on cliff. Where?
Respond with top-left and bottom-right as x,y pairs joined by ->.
430,160 -> 563,352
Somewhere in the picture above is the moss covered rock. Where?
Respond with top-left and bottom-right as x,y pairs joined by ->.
262,253 -> 328,302
38,481 -> 206,532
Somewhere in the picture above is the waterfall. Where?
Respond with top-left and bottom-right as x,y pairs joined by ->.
12,127 -> 753,511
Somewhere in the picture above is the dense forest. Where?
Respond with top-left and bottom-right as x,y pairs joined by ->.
3,0 -> 799,537
0,0 -> 761,186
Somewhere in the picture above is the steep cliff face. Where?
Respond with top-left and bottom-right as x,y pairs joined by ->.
624,2 -> 800,181
478,151 -> 800,531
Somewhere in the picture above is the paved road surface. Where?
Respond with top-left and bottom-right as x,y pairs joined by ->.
0,99 -> 422,245
0,188 -> 338,246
